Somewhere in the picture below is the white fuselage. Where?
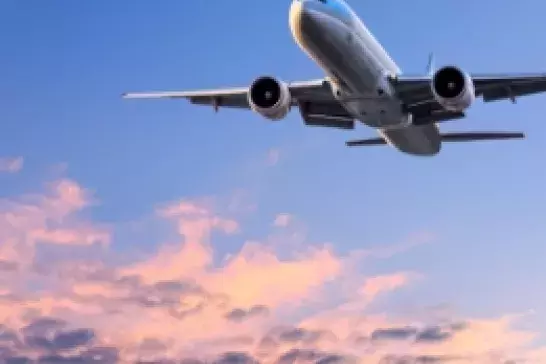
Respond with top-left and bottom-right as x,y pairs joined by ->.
289,0 -> 442,156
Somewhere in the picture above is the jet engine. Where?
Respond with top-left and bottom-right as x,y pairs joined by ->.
430,66 -> 476,112
248,76 -> 291,120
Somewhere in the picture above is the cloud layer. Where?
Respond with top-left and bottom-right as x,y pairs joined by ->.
0,158 -> 544,363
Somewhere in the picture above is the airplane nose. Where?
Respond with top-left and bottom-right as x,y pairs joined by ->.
289,0 -> 321,39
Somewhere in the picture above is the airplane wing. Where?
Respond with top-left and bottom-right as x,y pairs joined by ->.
122,79 -> 333,108
392,72 -> 546,115
123,79 -> 360,129
123,73 -> 546,129
122,87 -> 252,108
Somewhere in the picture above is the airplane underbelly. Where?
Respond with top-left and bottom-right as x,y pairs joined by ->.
380,124 -> 442,156
297,16 -> 407,128
296,13 -> 376,93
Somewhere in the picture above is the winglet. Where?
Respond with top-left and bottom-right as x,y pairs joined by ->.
426,53 -> 435,76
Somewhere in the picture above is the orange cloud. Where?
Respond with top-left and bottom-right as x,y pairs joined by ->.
123,200 -> 343,309
205,242 -> 342,307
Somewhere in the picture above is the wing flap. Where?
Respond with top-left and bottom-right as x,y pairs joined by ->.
298,100 -> 355,129
302,114 -> 354,129
478,81 -> 546,102
188,94 -> 249,108
408,100 -> 466,125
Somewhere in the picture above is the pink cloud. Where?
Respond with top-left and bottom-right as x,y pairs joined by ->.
30,225 -> 110,246
0,178 -> 109,267
205,242 -> 342,307
0,166 -> 544,363
121,199 -> 240,283
0,156 -> 24,173
273,213 -> 293,227
360,272 -> 414,302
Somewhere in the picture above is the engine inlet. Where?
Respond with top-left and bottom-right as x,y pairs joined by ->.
249,77 -> 281,108
433,66 -> 465,99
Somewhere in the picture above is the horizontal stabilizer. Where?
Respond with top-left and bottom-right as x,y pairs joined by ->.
346,131 -> 525,147
440,131 -> 525,142
345,137 -> 386,146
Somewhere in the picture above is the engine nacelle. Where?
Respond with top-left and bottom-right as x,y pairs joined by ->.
430,66 -> 476,112
247,76 -> 291,120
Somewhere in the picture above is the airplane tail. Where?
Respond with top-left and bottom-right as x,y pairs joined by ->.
426,52 -> 435,76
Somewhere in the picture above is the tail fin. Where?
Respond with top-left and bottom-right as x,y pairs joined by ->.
426,53 -> 435,76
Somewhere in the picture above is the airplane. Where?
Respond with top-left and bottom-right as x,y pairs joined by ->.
122,0 -> 546,157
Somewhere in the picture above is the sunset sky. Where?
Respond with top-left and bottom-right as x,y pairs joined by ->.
2,0 -> 546,362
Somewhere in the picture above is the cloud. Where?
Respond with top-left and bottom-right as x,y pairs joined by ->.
225,305 -> 270,323
0,156 -> 23,173
273,213 -> 293,228
378,354 -> 460,363
371,327 -> 419,341
0,164 -> 544,363
369,322 -> 466,344
0,178 -> 110,270
267,149 -> 281,166
361,272 -> 413,303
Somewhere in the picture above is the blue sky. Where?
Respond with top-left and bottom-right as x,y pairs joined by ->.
1,0 -> 546,362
